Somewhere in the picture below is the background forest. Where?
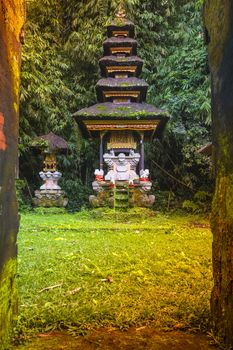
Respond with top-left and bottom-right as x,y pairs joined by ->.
19,0 -> 211,211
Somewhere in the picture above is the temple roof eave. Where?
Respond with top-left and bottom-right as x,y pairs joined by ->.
96,78 -> 149,103
99,55 -> 143,64
99,56 -> 143,77
74,102 -> 169,118
103,37 -> 137,56
73,103 -> 170,138
96,77 -> 148,88
103,37 -> 137,45
74,113 -> 169,140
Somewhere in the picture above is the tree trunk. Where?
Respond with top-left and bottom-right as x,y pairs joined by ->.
204,1 -> 233,346
0,1 -> 25,348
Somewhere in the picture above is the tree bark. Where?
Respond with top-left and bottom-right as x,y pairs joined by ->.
204,1 -> 233,346
0,1 -> 25,348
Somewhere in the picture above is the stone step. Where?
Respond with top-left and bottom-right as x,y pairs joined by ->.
115,198 -> 128,201
115,204 -> 129,209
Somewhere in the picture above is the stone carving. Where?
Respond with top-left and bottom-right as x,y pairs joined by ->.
32,132 -> 68,208
135,193 -> 155,207
140,181 -> 152,192
139,169 -> 152,192
94,169 -> 104,181
104,151 -> 140,181
34,189 -> 68,208
39,171 -> 62,190
89,186 -> 114,208
92,181 -> 103,192
34,171 -> 67,207
140,169 -> 150,180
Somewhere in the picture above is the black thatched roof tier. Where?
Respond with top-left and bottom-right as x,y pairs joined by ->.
99,55 -> 143,77
103,37 -> 137,56
107,19 -> 135,38
74,102 -> 170,139
32,132 -> 68,153
96,77 -> 148,102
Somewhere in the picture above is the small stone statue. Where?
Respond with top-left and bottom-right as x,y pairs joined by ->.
94,169 -> 104,181
140,169 -> 150,181
104,151 -> 140,181
39,171 -> 62,190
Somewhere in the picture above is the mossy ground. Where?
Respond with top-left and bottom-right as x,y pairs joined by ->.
14,209 -> 213,346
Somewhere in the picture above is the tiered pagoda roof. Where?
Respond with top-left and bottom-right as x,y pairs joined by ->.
74,8 -> 169,139
99,56 -> 143,77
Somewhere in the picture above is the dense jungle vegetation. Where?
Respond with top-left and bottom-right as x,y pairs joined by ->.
19,0 -> 211,211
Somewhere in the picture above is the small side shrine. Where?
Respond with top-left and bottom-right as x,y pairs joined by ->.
33,132 -> 68,207
74,8 -> 169,209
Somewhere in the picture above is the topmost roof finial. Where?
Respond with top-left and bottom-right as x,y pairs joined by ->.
116,4 -> 126,19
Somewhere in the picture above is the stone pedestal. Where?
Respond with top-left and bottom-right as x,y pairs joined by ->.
34,189 -> 68,207
89,151 -> 155,209
33,171 -> 68,207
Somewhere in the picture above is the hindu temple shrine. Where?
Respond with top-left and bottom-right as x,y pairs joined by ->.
74,8 -> 169,209
33,132 -> 68,208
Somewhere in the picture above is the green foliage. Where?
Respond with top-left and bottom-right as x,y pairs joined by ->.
153,190 -> 180,212
20,23 -> 73,149
182,191 -> 212,213
15,211 -> 212,342
60,179 -> 92,211
134,1 -> 211,193
16,180 -> 33,212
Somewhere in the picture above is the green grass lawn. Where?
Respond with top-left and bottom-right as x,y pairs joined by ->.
15,209 -> 213,341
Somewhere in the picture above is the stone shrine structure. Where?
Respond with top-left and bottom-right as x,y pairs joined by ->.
33,132 -> 68,207
74,8 -> 169,209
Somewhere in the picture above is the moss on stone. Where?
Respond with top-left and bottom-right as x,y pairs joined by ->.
0,258 -> 18,350
74,103 -> 170,120
96,106 -> 107,110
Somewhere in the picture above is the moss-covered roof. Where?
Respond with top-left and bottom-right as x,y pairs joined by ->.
96,78 -> 148,102
96,77 -> 148,88
32,132 -> 68,153
104,37 -> 136,45
74,103 -> 170,139
74,102 -> 169,119
108,18 -> 134,28
107,19 -> 135,38
99,55 -> 143,64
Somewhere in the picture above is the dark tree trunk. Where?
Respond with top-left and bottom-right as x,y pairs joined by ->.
204,1 -> 233,346
0,1 -> 25,348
